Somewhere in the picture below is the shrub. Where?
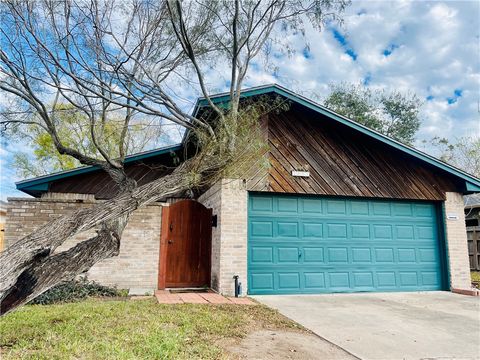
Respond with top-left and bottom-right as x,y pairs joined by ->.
29,277 -> 125,305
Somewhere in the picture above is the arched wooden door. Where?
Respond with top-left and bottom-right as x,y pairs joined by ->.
158,200 -> 212,289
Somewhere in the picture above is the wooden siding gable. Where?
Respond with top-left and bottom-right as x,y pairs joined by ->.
199,84 -> 480,193
249,104 -> 463,201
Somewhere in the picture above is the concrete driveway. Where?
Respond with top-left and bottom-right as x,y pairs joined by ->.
254,292 -> 480,360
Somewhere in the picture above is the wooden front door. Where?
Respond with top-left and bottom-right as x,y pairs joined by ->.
158,200 -> 212,289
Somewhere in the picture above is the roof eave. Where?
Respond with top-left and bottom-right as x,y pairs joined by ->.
16,143 -> 183,192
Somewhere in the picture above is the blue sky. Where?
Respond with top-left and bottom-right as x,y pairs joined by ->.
1,0 -> 479,200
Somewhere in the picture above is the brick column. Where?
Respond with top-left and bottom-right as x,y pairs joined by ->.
218,179 -> 248,296
444,192 -> 471,290
198,179 -> 248,296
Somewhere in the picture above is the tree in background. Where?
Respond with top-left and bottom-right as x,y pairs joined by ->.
426,136 -> 480,178
0,0 -> 349,314
324,83 -> 422,145
12,105 -> 169,178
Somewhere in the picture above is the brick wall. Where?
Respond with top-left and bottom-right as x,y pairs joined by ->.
444,192 -> 472,290
5,196 -> 163,291
198,179 -> 248,296
197,182 -> 222,291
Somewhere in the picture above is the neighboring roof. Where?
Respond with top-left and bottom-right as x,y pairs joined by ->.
16,83 -> 480,196
465,193 -> 480,209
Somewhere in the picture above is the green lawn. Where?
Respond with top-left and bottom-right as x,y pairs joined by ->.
0,298 -> 301,359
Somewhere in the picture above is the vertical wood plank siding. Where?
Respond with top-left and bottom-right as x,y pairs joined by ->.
50,157 -> 174,199
248,104 -> 460,200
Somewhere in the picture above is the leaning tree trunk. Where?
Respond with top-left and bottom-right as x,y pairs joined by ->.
0,158 -> 211,315
1,218 -> 127,313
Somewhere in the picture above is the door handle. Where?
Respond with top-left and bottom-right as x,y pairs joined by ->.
298,249 -> 302,258
168,240 -> 173,244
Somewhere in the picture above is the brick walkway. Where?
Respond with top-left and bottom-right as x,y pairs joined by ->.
155,290 -> 256,305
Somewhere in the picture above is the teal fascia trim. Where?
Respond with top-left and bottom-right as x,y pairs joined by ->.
16,165 -> 101,190
16,144 -> 183,191
196,84 -> 480,190
22,183 -> 49,192
466,181 -> 480,193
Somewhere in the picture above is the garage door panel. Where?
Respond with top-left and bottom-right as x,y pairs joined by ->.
372,202 -> 391,216
398,248 -> 416,262
303,247 -> 324,262
303,223 -> 323,237
421,271 -> 441,286
351,224 -> 370,239
377,272 -> 396,287
277,222 -> 298,237
327,223 -> 348,238
303,199 -> 323,213
250,273 -> 274,291
278,247 -> 299,263
418,248 -> 438,262
399,272 -> 419,286
278,198 -> 298,212
373,225 -> 393,239
415,204 -> 435,217
392,203 -> 414,216
250,221 -> 273,237
350,201 -> 369,215
328,248 -> 349,263
278,273 -> 300,289
250,247 -> 273,263
248,194 -> 445,295
417,225 -> 435,239
304,273 -> 326,288
326,200 -> 347,214
396,225 -> 415,239
375,248 -> 395,262
328,272 -> 350,289
353,272 -> 374,287
251,196 -> 273,212
352,248 -> 372,263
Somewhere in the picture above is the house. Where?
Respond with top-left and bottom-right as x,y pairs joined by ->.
465,193 -> 480,270
465,193 -> 480,227
5,84 -> 480,296
0,200 -> 7,252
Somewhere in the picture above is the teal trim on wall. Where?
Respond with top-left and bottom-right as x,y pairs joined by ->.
466,181 -> 480,193
20,183 -> 49,195
438,202 -> 451,290
247,193 -> 447,295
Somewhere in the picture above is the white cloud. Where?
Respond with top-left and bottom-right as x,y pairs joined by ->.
250,0 -> 480,142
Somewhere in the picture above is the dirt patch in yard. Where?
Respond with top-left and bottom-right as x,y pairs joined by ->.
226,329 -> 356,360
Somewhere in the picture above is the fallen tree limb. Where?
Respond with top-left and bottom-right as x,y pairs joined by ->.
0,219 -> 125,314
0,160 -> 196,313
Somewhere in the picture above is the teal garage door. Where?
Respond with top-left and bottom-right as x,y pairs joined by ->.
248,194 -> 446,295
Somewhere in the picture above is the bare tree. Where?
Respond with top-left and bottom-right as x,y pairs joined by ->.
0,0 -> 348,314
